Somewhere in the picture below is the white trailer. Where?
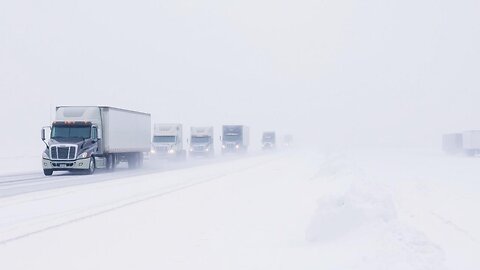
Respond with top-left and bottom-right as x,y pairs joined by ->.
442,133 -> 463,154
41,106 -> 151,175
462,130 -> 480,156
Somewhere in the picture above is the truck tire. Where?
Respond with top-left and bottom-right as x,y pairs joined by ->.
137,153 -> 144,168
128,153 -> 138,169
43,169 -> 53,176
112,154 -> 117,170
106,154 -> 115,171
86,157 -> 96,175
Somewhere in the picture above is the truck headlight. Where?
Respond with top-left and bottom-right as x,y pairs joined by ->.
42,152 -> 49,159
235,145 -> 240,149
78,152 -> 89,159
189,147 -> 194,152
150,149 -> 156,154
168,149 -> 176,154
222,144 -> 226,149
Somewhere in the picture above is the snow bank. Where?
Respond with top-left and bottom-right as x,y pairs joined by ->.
306,187 -> 397,242
306,153 -> 446,269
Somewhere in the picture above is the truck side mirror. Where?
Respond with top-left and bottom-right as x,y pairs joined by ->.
41,126 -> 51,148
41,126 -> 50,141
219,136 -> 222,141
92,126 -> 99,141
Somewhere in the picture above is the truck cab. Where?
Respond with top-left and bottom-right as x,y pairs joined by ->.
221,125 -> 249,154
189,127 -> 214,157
152,124 -> 186,160
262,132 -> 276,150
42,121 -> 99,175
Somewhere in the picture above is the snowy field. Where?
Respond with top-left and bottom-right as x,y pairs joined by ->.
0,149 -> 479,270
0,155 -> 40,176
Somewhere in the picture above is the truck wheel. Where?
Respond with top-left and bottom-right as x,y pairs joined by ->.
106,154 -> 115,171
43,169 -> 53,176
137,153 -> 144,168
111,154 -> 117,170
128,153 -> 138,169
86,157 -> 96,175
106,155 -> 111,170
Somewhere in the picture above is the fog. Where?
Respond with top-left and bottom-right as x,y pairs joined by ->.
1,0 -> 479,155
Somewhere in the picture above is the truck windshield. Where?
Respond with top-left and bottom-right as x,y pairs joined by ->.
224,134 -> 240,142
191,136 -> 210,144
51,125 -> 91,139
153,136 -> 176,143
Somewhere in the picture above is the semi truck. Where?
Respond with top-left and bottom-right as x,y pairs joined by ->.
442,133 -> 463,155
261,131 -> 276,150
221,125 -> 249,154
41,106 -> 151,176
189,126 -> 214,157
283,134 -> 293,147
462,130 -> 480,156
151,123 -> 186,159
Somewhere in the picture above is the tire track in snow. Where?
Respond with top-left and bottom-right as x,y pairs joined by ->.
0,155 -> 280,245
431,212 -> 480,244
0,154 -> 272,208
0,152 -> 268,198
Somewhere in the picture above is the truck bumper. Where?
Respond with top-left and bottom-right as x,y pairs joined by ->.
42,158 -> 91,171
152,151 -> 177,158
222,148 -> 244,154
189,151 -> 211,157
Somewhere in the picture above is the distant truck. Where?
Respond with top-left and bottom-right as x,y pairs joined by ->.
442,133 -> 463,154
151,123 -> 186,159
221,125 -> 249,154
462,130 -> 480,156
41,106 -> 151,176
283,134 -> 293,147
189,126 -> 214,157
261,132 -> 276,150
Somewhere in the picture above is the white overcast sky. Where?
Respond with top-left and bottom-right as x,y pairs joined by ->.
1,0 -> 479,154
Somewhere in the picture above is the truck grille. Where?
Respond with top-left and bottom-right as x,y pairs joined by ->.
58,147 -> 68,159
155,146 -> 169,152
51,146 -> 77,160
69,146 -> 76,159
51,146 -> 58,159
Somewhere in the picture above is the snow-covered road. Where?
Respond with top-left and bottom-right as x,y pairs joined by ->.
0,149 -> 479,269
0,154 -> 276,244
0,155 -> 254,198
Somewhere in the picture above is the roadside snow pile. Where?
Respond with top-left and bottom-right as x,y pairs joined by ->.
306,153 -> 446,270
306,185 -> 396,242
0,155 -> 39,175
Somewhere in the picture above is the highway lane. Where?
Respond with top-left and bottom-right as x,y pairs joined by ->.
0,152 -> 272,198
0,153 -> 281,244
